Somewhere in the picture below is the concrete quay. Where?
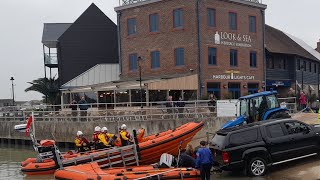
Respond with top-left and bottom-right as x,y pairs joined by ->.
0,117 -> 231,147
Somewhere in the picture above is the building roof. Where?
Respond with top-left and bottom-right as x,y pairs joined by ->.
42,23 -> 72,48
266,25 -> 320,62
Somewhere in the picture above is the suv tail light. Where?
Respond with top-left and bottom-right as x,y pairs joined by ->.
222,151 -> 230,164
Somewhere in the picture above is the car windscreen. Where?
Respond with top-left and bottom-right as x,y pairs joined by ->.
211,134 -> 226,149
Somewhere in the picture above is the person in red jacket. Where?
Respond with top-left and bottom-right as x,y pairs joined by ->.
92,126 -> 102,149
299,91 -> 307,110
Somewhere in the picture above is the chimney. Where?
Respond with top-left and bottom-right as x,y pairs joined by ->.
316,39 -> 320,53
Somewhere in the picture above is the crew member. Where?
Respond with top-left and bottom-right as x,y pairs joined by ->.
99,127 -> 115,147
92,126 -> 102,149
119,124 -> 132,146
195,141 -> 213,180
74,131 -> 90,152
178,149 -> 196,168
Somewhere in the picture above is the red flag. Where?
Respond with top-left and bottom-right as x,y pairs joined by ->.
25,116 -> 33,137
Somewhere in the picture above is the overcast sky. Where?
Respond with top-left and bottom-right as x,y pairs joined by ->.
0,0 -> 319,101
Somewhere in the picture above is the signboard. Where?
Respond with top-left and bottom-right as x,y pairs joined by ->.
266,80 -> 291,87
214,31 -> 253,48
212,70 -> 255,80
217,99 -> 240,117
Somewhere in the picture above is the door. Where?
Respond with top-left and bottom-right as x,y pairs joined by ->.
282,121 -> 318,158
264,123 -> 291,162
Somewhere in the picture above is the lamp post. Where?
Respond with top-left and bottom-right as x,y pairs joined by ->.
301,65 -> 304,92
137,56 -> 143,108
10,77 -> 15,106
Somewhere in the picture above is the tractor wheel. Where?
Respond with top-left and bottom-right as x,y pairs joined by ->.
268,111 -> 291,120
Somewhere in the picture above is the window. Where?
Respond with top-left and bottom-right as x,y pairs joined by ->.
266,95 -> 280,109
129,54 -> 138,71
314,63 -> 317,73
309,62 -> 312,72
303,61 -> 307,71
173,9 -> 183,28
149,13 -> 159,32
207,82 -> 220,99
297,59 -> 300,70
127,18 -> 136,35
278,59 -> 286,69
250,51 -> 257,68
228,83 -> 241,99
208,48 -> 217,65
229,129 -> 258,145
151,51 -> 160,69
249,16 -> 256,33
229,12 -> 237,30
267,58 -> 274,69
207,8 -> 216,27
175,48 -> 184,66
230,49 -> 238,67
248,83 -> 259,94
284,121 -> 309,134
266,124 -> 284,138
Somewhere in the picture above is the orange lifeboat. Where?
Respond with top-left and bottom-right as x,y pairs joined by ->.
21,122 -> 204,175
54,162 -> 200,180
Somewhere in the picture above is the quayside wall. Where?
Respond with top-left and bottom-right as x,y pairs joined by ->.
0,117 -> 231,146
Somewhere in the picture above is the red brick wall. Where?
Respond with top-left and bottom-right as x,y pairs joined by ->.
118,0 -> 265,98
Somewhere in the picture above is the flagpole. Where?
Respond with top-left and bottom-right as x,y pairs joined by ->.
32,111 -> 35,140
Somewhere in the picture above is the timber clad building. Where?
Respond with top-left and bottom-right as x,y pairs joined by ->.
115,0 -> 267,99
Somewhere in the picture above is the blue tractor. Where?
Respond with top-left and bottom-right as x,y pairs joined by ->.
222,91 -> 291,129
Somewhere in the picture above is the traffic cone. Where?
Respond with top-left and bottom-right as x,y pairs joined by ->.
318,108 -> 320,123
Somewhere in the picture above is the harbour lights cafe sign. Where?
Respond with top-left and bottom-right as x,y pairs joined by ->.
214,31 -> 253,48
213,70 -> 255,80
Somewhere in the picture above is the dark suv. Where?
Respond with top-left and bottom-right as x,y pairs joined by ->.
210,119 -> 320,176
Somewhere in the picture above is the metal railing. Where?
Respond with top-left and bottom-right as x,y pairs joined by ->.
0,100 -> 217,122
278,97 -> 297,114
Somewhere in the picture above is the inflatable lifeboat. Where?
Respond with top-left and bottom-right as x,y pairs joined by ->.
54,162 -> 200,180
21,122 -> 204,175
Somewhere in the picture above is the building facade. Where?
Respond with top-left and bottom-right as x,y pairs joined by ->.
42,3 -> 118,86
265,25 -> 320,97
115,0 -> 267,100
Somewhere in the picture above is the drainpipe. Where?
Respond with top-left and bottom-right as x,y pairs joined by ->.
196,0 -> 202,99
262,9 -> 266,91
117,12 -> 122,75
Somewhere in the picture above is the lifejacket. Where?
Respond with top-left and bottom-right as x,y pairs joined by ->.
120,130 -> 131,146
92,132 -> 100,142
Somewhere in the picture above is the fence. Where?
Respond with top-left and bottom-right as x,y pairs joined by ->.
278,97 -> 297,114
0,100 -> 217,122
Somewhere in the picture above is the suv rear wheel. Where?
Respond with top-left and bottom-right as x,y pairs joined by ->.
247,157 -> 267,176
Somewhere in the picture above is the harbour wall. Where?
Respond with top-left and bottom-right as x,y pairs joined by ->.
0,117 -> 232,147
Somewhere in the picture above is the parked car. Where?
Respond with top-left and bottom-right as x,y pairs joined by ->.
210,119 -> 320,176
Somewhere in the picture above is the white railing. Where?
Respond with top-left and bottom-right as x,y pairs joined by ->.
0,100 -> 217,122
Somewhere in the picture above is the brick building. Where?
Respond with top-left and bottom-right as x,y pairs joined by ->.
115,0 -> 267,100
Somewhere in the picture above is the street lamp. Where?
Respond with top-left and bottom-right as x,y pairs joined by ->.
137,56 -> 143,108
10,77 -> 15,106
301,64 -> 304,92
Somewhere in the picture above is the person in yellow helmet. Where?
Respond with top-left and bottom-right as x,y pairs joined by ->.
74,131 -> 90,152
98,127 -> 115,148
120,124 -> 133,146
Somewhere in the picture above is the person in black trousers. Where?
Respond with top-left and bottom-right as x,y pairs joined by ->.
195,141 -> 213,180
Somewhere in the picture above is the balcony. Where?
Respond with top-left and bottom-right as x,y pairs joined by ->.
44,53 -> 58,68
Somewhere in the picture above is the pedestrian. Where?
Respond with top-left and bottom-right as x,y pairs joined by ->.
166,96 -> 174,114
195,141 -> 213,180
299,91 -> 307,110
208,94 -> 217,113
78,96 -> 89,121
176,96 -> 185,118
69,100 -> 78,121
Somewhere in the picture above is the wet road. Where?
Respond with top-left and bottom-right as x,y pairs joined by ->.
1,143 -> 320,180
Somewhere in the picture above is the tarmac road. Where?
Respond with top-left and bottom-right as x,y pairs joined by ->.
212,155 -> 320,180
